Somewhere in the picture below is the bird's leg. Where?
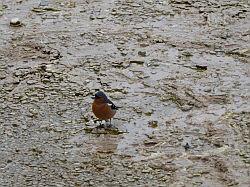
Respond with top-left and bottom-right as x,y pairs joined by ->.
106,118 -> 114,128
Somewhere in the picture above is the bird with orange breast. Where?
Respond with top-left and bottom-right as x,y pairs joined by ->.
91,91 -> 119,126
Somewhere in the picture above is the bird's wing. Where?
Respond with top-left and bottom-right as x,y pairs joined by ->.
107,99 -> 120,110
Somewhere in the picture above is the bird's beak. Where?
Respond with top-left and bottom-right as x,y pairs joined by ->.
91,96 -> 95,99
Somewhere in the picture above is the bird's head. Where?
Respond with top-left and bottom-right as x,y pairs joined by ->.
91,91 -> 109,103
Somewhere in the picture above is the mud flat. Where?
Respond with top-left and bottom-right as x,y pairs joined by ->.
0,0 -> 249,186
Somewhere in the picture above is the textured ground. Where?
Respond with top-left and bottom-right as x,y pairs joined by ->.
0,0 -> 249,186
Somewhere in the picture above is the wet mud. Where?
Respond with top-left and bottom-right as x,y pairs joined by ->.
0,0 -> 249,186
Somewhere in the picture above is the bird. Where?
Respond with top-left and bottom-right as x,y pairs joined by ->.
91,91 -> 119,126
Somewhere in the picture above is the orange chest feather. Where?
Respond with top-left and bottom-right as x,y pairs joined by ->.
92,102 -> 116,120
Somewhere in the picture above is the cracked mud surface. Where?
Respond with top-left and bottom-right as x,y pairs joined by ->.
0,0 -> 249,186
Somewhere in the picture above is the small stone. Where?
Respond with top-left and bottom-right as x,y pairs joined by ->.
10,18 -> 23,27
192,173 -> 201,177
204,87 -> 212,92
111,10 -> 118,15
89,15 -> 95,20
96,15 -> 105,19
140,43 -> 150,47
138,51 -> 146,57
144,140 -> 158,147
195,65 -> 207,71
148,120 -> 158,128
42,78 -> 50,83
141,169 -> 151,173
95,165 -> 105,170
130,58 -> 144,65
184,143 -> 190,150
121,51 -> 128,56
127,178 -> 135,182
6,159 -> 12,163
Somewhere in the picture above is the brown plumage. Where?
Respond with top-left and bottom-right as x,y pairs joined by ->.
91,91 -> 119,124
92,97 -> 116,120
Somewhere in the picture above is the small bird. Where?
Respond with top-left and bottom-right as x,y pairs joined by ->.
91,91 -> 119,126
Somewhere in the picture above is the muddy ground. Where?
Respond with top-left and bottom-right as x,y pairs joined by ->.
0,0 -> 249,186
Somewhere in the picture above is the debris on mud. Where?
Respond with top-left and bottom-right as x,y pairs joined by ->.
148,120 -> 158,128
195,65 -> 208,71
184,143 -> 190,150
0,4 -> 7,16
84,127 -> 128,135
32,7 -> 61,13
